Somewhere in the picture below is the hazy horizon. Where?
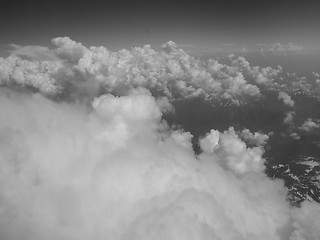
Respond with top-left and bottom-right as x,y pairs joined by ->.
1,0 -> 320,54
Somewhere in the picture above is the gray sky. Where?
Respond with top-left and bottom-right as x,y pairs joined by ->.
1,0 -> 320,55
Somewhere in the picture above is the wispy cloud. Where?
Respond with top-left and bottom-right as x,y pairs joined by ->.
258,42 -> 320,55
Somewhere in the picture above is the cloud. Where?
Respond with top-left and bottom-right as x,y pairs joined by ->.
1,37 -> 320,238
199,127 -> 266,175
290,132 -> 300,140
238,128 -> 270,146
313,72 -> 320,78
283,111 -> 295,125
3,37 -> 313,105
0,55 -> 63,95
278,91 -> 295,107
1,37 -> 318,109
290,200 -> 320,240
9,44 -> 60,61
259,43 -> 310,55
299,118 -> 320,132
1,86 -> 320,239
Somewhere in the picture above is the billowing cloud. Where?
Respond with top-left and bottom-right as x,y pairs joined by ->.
1,86 -> 320,239
0,55 -> 64,95
238,128 -> 270,146
1,37 -> 320,239
278,91 -> 295,107
199,127 -> 266,175
1,37 -> 316,106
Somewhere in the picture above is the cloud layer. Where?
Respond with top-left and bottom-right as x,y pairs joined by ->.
1,37 -> 318,105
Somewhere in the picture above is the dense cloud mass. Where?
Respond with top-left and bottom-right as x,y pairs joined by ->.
1,37 -> 320,239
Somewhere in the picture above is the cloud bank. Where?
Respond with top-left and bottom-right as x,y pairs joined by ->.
1,37 -> 318,104
1,37 -> 320,239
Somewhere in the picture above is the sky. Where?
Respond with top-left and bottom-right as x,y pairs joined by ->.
1,0 -> 320,55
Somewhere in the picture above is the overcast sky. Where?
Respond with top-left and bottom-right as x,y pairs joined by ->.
1,0 -> 320,55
